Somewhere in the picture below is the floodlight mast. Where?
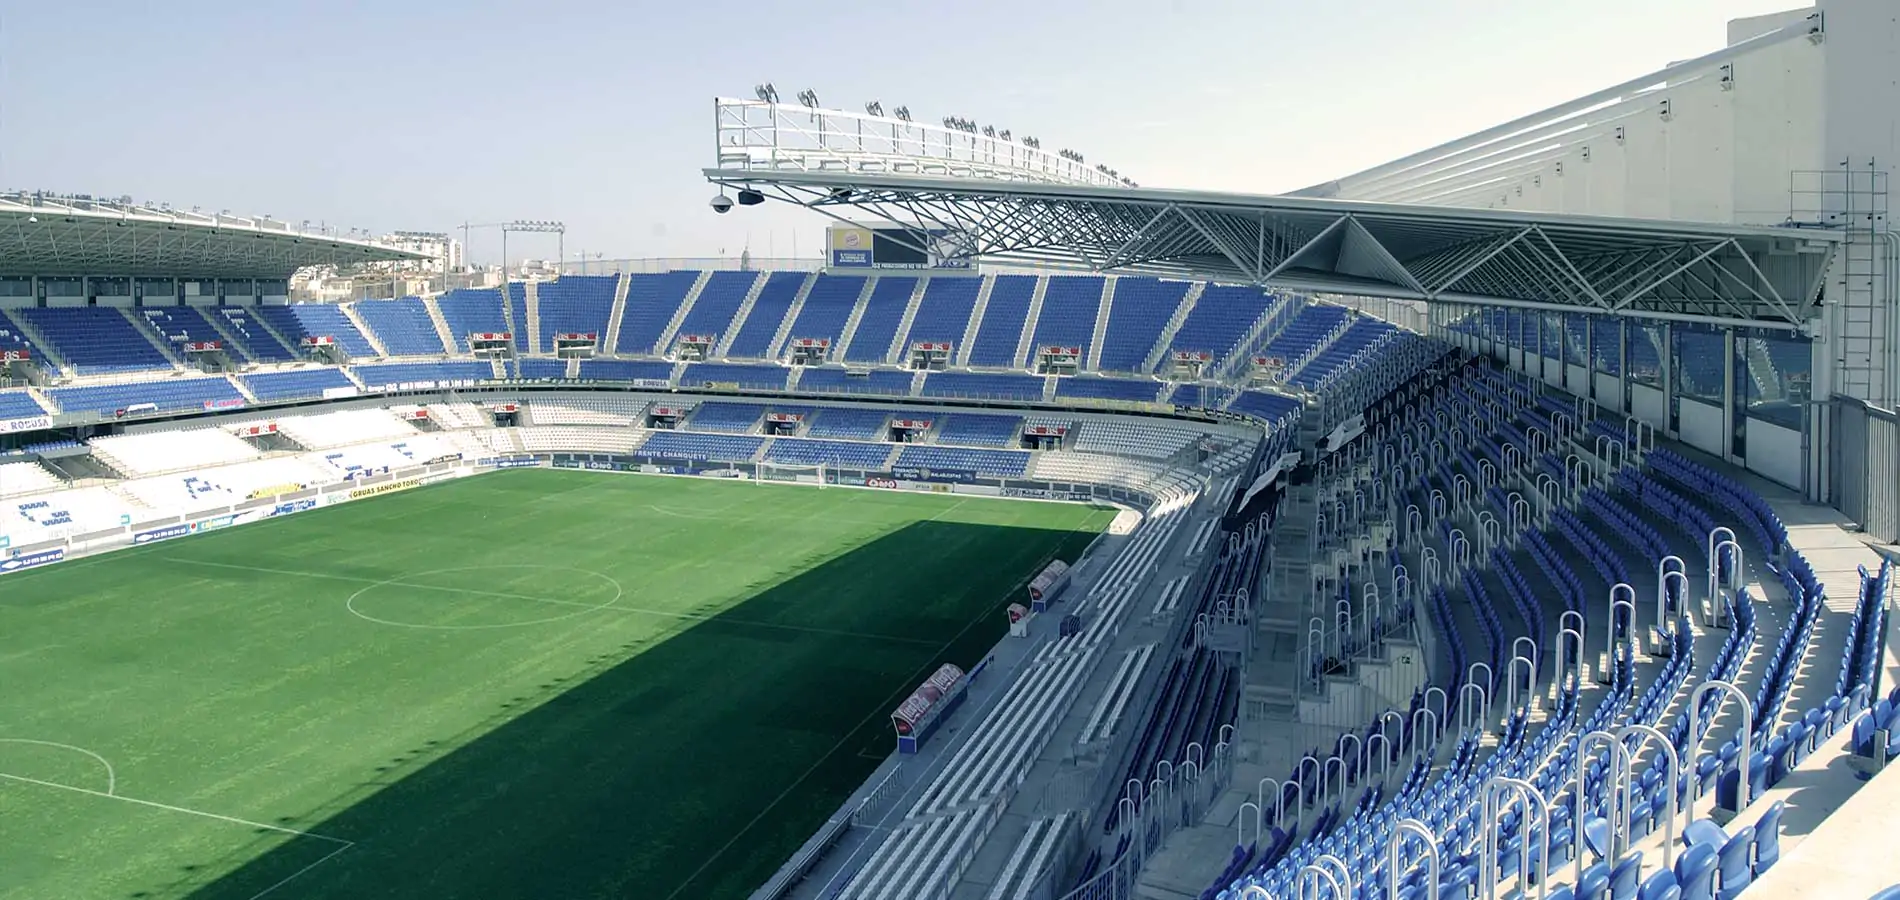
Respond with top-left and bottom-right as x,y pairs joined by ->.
461,219 -> 567,276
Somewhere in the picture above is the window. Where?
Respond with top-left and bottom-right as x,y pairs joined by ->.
1738,330 -> 1810,429
1541,313 -> 1564,361
1629,322 -> 1664,387
1673,325 -> 1724,403
1591,317 -> 1621,375
1504,309 -> 1523,349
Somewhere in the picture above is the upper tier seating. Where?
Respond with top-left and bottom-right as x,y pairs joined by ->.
679,362 -> 788,391
764,437 -> 894,469
11,307 -> 170,373
90,428 -> 260,478
353,298 -> 448,356
968,274 -> 1037,367
900,276 -> 982,350
50,377 -> 245,416
639,430 -> 765,463
922,371 -> 1045,402
241,368 -> 356,402
843,276 -> 918,364
0,390 -> 47,420
616,271 -> 705,355
435,289 -> 509,352
1098,277 -> 1190,371
352,361 -> 492,388
725,271 -> 807,358
1168,285 -> 1274,369
0,461 -> 63,497
784,274 -> 867,346
894,444 -> 1030,478
796,367 -> 915,397
675,271 -> 765,350
1287,316 -> 1394,390
1256,302 -> 1348,365
140,307 -> 230,359
254,304 -> 377,358
578,358 -> 673,382
213,307 -> 300,362
1028,275 -> 1106,361
1053,376 -> 1163,403
0,317 -> 41,359
534,276 -> 617,353
935,414 -> 1023,447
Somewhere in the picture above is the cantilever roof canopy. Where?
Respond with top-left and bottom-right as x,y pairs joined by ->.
704,169 -> 1839,330
0,193 -> 428,278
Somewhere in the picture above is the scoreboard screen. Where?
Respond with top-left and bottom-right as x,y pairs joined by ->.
830,225 -> 975,270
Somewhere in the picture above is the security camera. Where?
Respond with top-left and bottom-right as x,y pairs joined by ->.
26,215 -> 37,224
709,194 -> 733,214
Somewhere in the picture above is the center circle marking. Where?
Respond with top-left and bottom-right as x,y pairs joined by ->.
345,564 -> 624,630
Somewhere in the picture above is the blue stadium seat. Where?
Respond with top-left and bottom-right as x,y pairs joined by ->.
805,407 -> 894,440
675,271 -> 768,352
351,361 -> 491,387
894,444 -> 1029,478
899,276 -> 982,353
724,272 -> 807,358
967,275 -> 1037,367
783,274 -> 867,347
843,276 -> 917,364
1168,285 -> 1274,368
0,390 -> 47,420
211,307 -> 300,362
617,271 -> 707,355
765,438 -> 894,469
921,371 -> 1044,401
435,289 -> 509,352
353,298 -> 447,356
578,358 -> 673,383
1053,376 -> 1162,403
687,401 -> 769,433
797,367 -> 914,397
1026,275 -> 1104,362
534,275 -> 617,354
1097,277 -> 1189,372
639,430 -> 764,463
934,414 -> 1023,447
679,362 -> 789,391
50,377 -> 244,415
11,307 -> 171,373
241,368 -> 355,402
253,304 -> 376,358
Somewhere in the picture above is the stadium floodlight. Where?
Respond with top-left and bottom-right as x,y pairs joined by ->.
796,89 -> 820,109
892,106 -> 912,123
982,125 -> 995,138
998,129 -> 1011,141
865,100 -> 884,117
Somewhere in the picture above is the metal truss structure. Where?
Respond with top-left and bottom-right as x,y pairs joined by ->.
0,192 -> 426,278
715,98 -> 1129,189
703,169 -> 1839,330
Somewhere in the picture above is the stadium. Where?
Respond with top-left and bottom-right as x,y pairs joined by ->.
2,2 -> 1898,900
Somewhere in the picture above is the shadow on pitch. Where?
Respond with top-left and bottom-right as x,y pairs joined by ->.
178,517 -> 1099,900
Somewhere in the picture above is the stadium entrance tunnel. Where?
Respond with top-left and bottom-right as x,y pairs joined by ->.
176,518 -> 1102,900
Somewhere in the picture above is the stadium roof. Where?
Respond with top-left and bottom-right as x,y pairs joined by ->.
703,169 -> 1839,330
0,192 -> 428,278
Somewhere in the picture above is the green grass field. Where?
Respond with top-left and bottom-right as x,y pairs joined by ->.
0,470 -> 1112,900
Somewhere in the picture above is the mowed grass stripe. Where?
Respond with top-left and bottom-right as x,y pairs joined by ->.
0,470 -> 1111,899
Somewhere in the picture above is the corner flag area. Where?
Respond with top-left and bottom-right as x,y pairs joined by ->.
0,470 -> 1112,899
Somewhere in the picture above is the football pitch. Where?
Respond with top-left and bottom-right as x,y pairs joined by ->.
0,470 -> 1113,899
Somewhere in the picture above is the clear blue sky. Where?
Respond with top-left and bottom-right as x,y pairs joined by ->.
5,0 -> 1800,267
